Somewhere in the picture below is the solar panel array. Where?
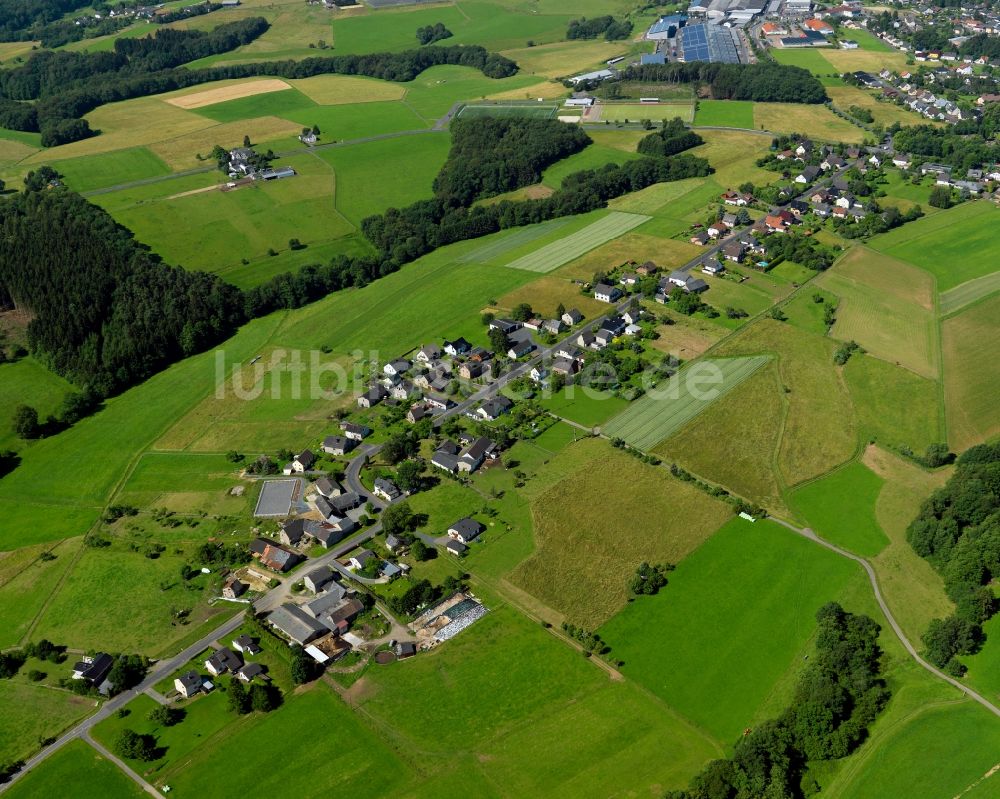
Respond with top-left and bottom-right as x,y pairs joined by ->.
648,14 -> 687,35
678,22 -> 742,63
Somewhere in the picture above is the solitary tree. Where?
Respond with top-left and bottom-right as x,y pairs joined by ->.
11,405 -> 39,439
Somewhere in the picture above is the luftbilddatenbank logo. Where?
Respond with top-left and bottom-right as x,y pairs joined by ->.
213,348 -> 725,403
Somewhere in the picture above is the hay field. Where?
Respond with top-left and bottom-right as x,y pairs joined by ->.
714,319 -> 858,486
862,445 -> 953,643
942,293 -> 1000,451
604,357 -> 772,450
826,85 -> 931,128
166,78 -> 292,109
940,271 -> 1000,316
657,363 -> 788,516
149,115 -> 301,170
817,246 -> 940,379
693,99 -> 754,128
501,39 -> 628,79
754,102 -> 866,143
291,74 -> 406,104
508,438 -> 732,628
820,46 -> 909,74
504,211 -> 651,273
497,276 -> 608,319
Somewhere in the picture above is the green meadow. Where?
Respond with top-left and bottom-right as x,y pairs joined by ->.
791,461 -> 889,557
3,740 -> 144,799
693,100 -> 755,128
872,201 -> 1000,291
600,518 -> 859,741
52,146 -> 171,193
0,357 -> 76,452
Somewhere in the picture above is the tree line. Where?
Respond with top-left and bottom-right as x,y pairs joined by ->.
0,0 -> 91,42
907,442 -> 1000,675
0,20 -> 518,147
667,603 -> 889,799
619,61 -> 828,104
566,15 -> 633,41
891,104 -> 1000,172
636,116 -> 703,158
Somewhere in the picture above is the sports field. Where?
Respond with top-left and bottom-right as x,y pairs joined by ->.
457,103 -> 559,119
693,99 -> 754,128
872,201 -> 1000,291
939,270 -> 1000,316
504,211 -> 651,273
595,101 -> 695,123
602,356 -> 771,450
600,517 -> 860,741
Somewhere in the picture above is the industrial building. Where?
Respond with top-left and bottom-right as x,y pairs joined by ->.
646,14 -> 687,40
677,22 -> 744,63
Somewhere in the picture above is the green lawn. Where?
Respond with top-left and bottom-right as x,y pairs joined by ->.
871,201 -> 1000,291
541,144 -> 642,189
599,517 -> 860,741
791,461 -> 889,557
693,100 -> 755,128
0,357 -> 76,452
535,386 -> 629,428
4,739 -> 144,799
771,46 -> 841,77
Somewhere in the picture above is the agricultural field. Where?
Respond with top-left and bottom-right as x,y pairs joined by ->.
0,679 -> 96,765
693,99 -> 755,128
353,605 -> 722,795
602,356 -> 772,450
4,740 -> 144,799
0,357 -> 76,453
504,211 -> 651,273
657,363 -> 789,517
770,46 -> 841,77
816,246 -> 940,379
508,438 -> 732,627
714,320 -> 858,486
826,85 -> 930,128
457,103 -> 559,119
871,201 -> 1000,291
941,293 -> 1000,452
754,102 -> 867,143
940,271 -> 1000,317
540,143 -> 643,188
791,461 -> 889,556
599,517 -> 860,741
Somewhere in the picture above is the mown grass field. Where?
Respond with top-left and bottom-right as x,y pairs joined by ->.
4,739 -> 144,799
754,102 -> 866,143
714,320 -> 858,487
693,99 -> 754,128
791,461 -> 889,556
0,357 -> 76,453
314,132 -> 450,225
602,356 -> 772,450
0,679 -> 96,765
861,446 -> 953,643
600,517 -> 860,741
843,355 -> 942,453
826,85 -> 930,128
817,246 -> 940,379
939,270 -> 1000,316
508,438 -> 732,627
941,293 -> 1000,452
541,143 -> 643,189
53,146 -> 171,193
657,363 -> 789,517
504,211 -> 651,273
354,604 -> 722,794
770,46 -> 840,77
871,201 -> 1000,291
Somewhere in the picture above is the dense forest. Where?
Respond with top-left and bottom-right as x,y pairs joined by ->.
0,0 -> 91,41
566,15 -> 633,41
0,19 -> 518,146
432,117 -> 590,205
960,33 -> 1000,60
668,604 -> 889,799
620,61 -> 827,104
0,188 -> 245,395
637,117 -> 703,158
908,443 -> 1000,675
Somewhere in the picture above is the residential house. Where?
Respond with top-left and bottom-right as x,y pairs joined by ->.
507,340 -> 535,359
795,165 -> 821,184
250,539 -> 300,572
619,273 -> 640,287
576,330 -> 596,349
622,308 -> 642,325
303,564 -> 337,593
373,478 -> 402,502
329,492 -> 362,513
268,603 -> 327,646
283,449 -> 315,474
315,477 -> 343,498
205,647 -> 242,677
477,396 -> 513,421
721,190 -> 751,206
415,344 -> 442,363
459,361 -> 490,380
279,518 -> 308,548
703,258 -> 726,275
443,337 -> 472,356
593,283 -> 623,303
232,634 -> 261,655
223,578 -> 248,599
406,403 -> 432,424
552,359 -> 577,378
707,220 -> 730,238
892,154 -> 912,169
385,534 -> 405,554
561,308 -> 584,326
721,241 -> 745,263
341,422 -> 371,441
446,540 -> 468,556
636,261 -> 659,276
459,437 -> 496,473
357,385 -> 388,408
689,230 -> 710,246
175,670 -> 203,699
236,663 -> 265,683
349,549 -> 377,570
306,517 -> 356,548
431,448 -> 460,473
543,318 -> 566,335
448,518 -> 485,544
322,435 -> 356,456
71,653 -> 114,688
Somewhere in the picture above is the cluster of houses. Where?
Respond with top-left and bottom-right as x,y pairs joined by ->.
226,148 -> 296,181
268,565 -> 364,652
431,433 -> 500,475
173,634 -> 264,700
852,69 -> 976,124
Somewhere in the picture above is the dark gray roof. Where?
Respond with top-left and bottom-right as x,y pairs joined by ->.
450,517 -> 485,541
